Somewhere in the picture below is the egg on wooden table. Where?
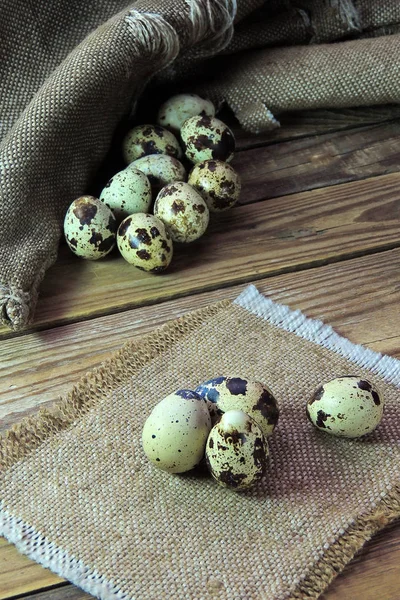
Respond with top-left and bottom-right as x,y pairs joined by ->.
157,93 -> 215,135
180,115 -> 235,164
154,181 -> 209,243
142,390 -> 212,473
195,376 -> 279,437
130,154 -> 187,197
99,166 -> 152,223
188,159 -> 241,212
117,213 -> 173,272
306,376 -> 384,438
123,124 -> 182,164
205,410 -> 269,490
64,195 -> 117,260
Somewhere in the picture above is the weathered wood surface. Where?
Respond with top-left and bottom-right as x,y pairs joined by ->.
1,172 -> 400,340
235,121 -> 400,202
234,105 -> 400,150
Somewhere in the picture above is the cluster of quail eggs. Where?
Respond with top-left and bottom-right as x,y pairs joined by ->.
142,375 -> 280,491
142,374 -> 385,492
63,94 -> 241,273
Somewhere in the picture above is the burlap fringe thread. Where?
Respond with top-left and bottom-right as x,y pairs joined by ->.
1,294 -> 400,599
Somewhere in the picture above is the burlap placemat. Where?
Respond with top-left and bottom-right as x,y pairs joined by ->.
1,285 -> 400,599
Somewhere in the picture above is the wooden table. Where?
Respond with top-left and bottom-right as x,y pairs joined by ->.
1,105 -> 400,599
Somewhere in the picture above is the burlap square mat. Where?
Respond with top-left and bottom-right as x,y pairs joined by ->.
1,285 -> 399,599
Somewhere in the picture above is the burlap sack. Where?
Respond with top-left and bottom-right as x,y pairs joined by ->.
1,0 -> 400,332
1,286 -> 400,599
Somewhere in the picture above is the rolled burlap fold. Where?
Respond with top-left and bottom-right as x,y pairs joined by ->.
1,286 -> 399,599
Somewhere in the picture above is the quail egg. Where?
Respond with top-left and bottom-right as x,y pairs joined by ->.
154,182 -> 209,243
195,376 -> 279,437
130,154 -> 187,197
306,376 -> 384,438
142,389 -> 212,473
157,94 -> 215,135
180,115 -> 235,164
99,166 -> 152,223
117,213 -> 173,272
205,410 -> 268,490
64,195 -> 117,260
123,124 -> 182,164
188,159 -> 241,212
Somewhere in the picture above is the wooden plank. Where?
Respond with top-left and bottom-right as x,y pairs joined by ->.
2,249 -> 400,598
15,585 -> 90,600
2,247 -> 400,427
0,538 -> 64,600
235,121 -> 400,203
233,105 -> 400,150
1,172 -> 400,339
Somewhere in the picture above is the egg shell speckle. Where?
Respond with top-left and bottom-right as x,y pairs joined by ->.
306,376 -> 384,438
130,154 -> 187,197
117,213 -> 173,272
181,115 -> 235,164
195,376 -> 279,437
188,159 -> 241,212
64,195 -> 117,260
99,166 -> 152,223
154,181 -> 209,243
206,410 -> 268,490
157,94 -> 215,135
142,389 -> 212,473
123,124 -> 182,164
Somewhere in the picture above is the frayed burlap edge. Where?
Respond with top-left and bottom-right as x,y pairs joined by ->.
0,298 -> 230,470
1,294 -> 399,600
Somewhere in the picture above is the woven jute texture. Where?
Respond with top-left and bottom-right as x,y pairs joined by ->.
1,286 -> 400,600
1,0 -> 400,332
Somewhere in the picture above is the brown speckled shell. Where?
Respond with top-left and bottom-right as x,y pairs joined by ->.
123,124 -> 182,164
306,376 -> 384,438
64,195 -> 117,260
154,181 -> 209,243
157,94 -> 215,135
188,159 -> 241,212
130,154 -> 187,197
116,213 -> 173,273
206,410 -> 268,491
99,167 -> 152,223
181,115 -> 235,164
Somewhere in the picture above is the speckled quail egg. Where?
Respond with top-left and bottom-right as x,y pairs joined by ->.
188,159 -> 241,212
157,94 -> 215,135
130,154 -> 187,197
64,195 -> 117,260
205,410 -> 268,490
195,376 -> 279,437
123,124 -> 182,164
142,389 -> 212,473
117,213 -> 173,272
154,182 -> 209,243
306,376 -> 384,438
99,166 -> 152,223
180,115 -> 235,164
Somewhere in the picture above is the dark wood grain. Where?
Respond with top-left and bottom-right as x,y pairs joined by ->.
235,121 -> 400,203
233,105 -> 400,150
